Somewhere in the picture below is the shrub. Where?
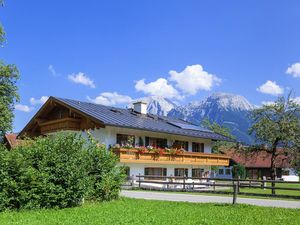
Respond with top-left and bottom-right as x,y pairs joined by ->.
85,134 -> 125,201
0,132 -> 125,211
232,163 -> 246,179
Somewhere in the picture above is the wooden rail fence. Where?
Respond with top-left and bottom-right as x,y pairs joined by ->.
128,174 -> 300,204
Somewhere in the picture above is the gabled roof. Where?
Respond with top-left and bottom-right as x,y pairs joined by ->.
55,97 -> 233,141
3,133 -> 26,149
20,96 -> 234,142
224,149 -> 291,168
4,133 -> 18,148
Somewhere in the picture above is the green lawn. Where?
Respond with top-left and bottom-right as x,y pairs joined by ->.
239,183 -> 300,196
1,198 -> 299,225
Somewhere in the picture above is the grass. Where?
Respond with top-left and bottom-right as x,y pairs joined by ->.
238,183 -> 300,196
1,198 -> 300,225
213,182 -> 300,198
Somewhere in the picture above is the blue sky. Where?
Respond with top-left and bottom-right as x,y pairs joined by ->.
1,1 -> 300,132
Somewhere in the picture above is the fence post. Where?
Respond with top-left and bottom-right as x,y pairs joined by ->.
262,176 -> 266,190
232,182 -> 238,205
138,173 -> 141,189
237,176 -> 240,193
183,175 -> 186,190
271,180 -> 276,195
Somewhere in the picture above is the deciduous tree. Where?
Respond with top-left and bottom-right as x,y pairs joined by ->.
249,92 -> 300,193
202,119 -> 236,153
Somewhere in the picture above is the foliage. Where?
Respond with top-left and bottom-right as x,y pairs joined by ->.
0,1 -> 20,140
0,23 -> 4,47
0,133 -> 88,211
232,163 -> 246,179
0,0 -> 5,46
85,133 -> 125,201
0,198 -> 300,225
202,119 -> 236,153
0,133 -> 125,211
249,92 -> 300,179
0,62 -> 20,141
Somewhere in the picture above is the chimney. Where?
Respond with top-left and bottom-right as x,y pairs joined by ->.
133,101 -> 147,114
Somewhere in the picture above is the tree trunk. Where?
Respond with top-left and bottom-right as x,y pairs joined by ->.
270,139 -> 279,195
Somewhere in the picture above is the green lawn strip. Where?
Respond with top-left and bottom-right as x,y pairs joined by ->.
238,183 -> 300,196
1,198 -> 299,225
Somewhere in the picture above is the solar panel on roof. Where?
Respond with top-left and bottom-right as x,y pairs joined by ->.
168,121 -> 213,133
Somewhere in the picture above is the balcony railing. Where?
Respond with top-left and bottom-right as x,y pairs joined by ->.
39,118 -> 81,134
113,148 -> 230,166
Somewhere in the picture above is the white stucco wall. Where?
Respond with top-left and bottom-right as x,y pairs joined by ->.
81,126 -> 214,177
85,126 -> 213,154
121,163 -> 211,177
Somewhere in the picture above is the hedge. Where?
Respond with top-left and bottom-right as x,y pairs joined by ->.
0,133 -> 125,211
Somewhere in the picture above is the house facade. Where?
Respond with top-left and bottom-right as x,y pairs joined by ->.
19,97 -> 232,179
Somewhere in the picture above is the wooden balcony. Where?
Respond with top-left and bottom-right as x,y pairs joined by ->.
113,148 -> 230,166
39,118 -> 81,134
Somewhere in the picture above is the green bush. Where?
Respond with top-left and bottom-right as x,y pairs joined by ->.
85,134 -> 125,201
0,133 -> 125,211
232,163 -> 246,179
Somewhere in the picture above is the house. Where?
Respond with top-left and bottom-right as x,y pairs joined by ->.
215,166 -> 233,179
224,148 -> 297,180
19,96 -> 232,179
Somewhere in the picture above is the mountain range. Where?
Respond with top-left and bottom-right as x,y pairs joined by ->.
136,93 -> 255,144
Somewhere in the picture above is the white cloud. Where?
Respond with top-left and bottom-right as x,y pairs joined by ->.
286,63 -> 300,78
15,104 -> 34,113
169,64 -> 221,95
135,78 -> 182,100
48,64 -> 57,76
68,72 -> 95,88
30,96 -> 49,105
87,92 -> 133,106
256,80 -> 284,96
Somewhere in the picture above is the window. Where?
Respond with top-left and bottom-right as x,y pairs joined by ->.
225,168 -> 231,175
116,134 -> 135,147
192,168 -> 204,178
174,168 -> 188,177
144,168 -> 167,178
192,142 -> 204,152
145,137 -> 167,148
218,169 -> 224,175
172,140 -> 189,150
